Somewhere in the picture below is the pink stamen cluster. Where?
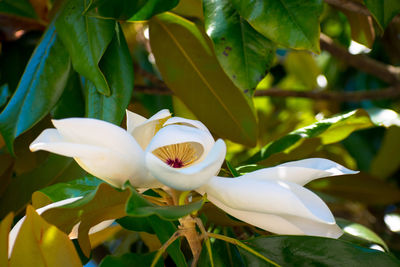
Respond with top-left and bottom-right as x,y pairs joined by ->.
166,158 -> 184,168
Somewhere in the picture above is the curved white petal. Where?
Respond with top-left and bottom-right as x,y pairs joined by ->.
207,195 -> 342,238
242,158 -> 358,186
146,139 -> 226,191
30,119 -> 156,188
126,110 -> 147,133
146,124 -> 215,164
128,109 -> 171,149
8,197 -> 82,258
164,117 -> 211,134
200,176 -> 335,224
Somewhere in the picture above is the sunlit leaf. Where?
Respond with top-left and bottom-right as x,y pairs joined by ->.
55,0 -> 115,95
9,206 -> 81,267
0,23 -> 70,154
0,213 -> 13,266
204,0 -> 275,94
232,0 -> 323,52
42,183 -> 131,257
149,12 -> 258,146
341,9 -> 375,48
364,0 -> 400,31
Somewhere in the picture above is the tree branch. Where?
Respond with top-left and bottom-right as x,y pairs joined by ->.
320,33 -> 400,84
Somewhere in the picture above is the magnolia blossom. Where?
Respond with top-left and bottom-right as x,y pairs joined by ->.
29,109 -> 357,238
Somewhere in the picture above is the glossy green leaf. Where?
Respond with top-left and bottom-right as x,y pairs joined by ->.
284,51 -> 321,88
126,187 -> 206,220
9,206 -> 82,267
100,252 -> 163,267
232,0 -> 323,53
32,176 -> 103,209
117,216 -> 155,234
85,0 -> 179,21
337,218 -> 388,251
309,173 -> 400,205
238,235 -> 400,266
148,217 -> 187,267
0,84 -> 9,109
0,0 -> 37,19
364,0 -> 400,30
0,155 -> 86,218
199,238 -> 244,267
0,23 -> 71,154
204,0 -> 275,94
246,109 -> 400,164
55,0 -> 115,96
42,183 -> 131,257
149,12 -> 258,146
371,126 -> 400,179
83,23 -> 134,125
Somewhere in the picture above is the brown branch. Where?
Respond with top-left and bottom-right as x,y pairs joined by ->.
254,87 -> 400,101
320,33 -> 400,84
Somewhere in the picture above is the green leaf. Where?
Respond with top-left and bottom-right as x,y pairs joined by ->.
284,51 -> 321,88
149,12 -> 258,146
100,252 -> 163,267
232,0 -> 323,53
364,0 -> 400,31
0,213 -> 13,266
308,173 -> 400,205
9,206 -> 82,267
42,183 -> 131,257
341,9 -> 375,48
0,0 -> 37,19
117,216 -> 155,234
83,23 -> 134,125
55,0 -> 115,96
126,188 -> 206,220
148,217 -> 187,267
32,176 -> 103,209
0,155 -> 86,218
85,0 -> 179,21
0,84 -> 10,109
204,0 -> 275,94
238,235 -> 400,266
337,218 -> 388,251
370,126 -> 400,179
199,238 -> 244,267
0,23 -> 71,154
246,109 -> 400,164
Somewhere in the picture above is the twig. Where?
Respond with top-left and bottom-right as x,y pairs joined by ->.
320,34 -> 400,84
254,86 -> 400,101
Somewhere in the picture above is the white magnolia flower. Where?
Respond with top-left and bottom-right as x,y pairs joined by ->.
30,109 -> 357,238
8,197 -> 114,258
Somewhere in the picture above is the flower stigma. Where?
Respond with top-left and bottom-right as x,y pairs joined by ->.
153,142 -> 198,168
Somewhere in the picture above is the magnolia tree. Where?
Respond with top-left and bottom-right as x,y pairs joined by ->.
0,0 -> 400,266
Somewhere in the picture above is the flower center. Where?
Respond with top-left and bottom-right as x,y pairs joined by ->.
153,142 -> 198,168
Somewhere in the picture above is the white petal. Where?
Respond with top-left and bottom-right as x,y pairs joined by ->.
8,197 -> 82,258
126,110 -> 147,133
201,176 -> 335,224
146,124 -> 215,163
243,158 -> 358,186
146,139 -> 226,191
163,117 -> 211,134
207,195 -> 342,238
68,219 -> 115,239
30,119 -> 156,188
128,109 -> 171,149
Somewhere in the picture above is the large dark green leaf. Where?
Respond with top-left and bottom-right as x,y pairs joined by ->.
238,235 -> 400,266
83,23 -> 134,125
0,155 -> 86,218
204,0 -> 275,94
85,0 -> 179,20
99,252 -> 163,267
0,85 -> 9,109
0,0 -> 37,18
126,187 -> 206,220
364,0 -> 400,31
55,0 -> 115,96
0,23 -> 71,154
245,109 -> 400,164
149,12 -> 258,146
232,0 -> 323,53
